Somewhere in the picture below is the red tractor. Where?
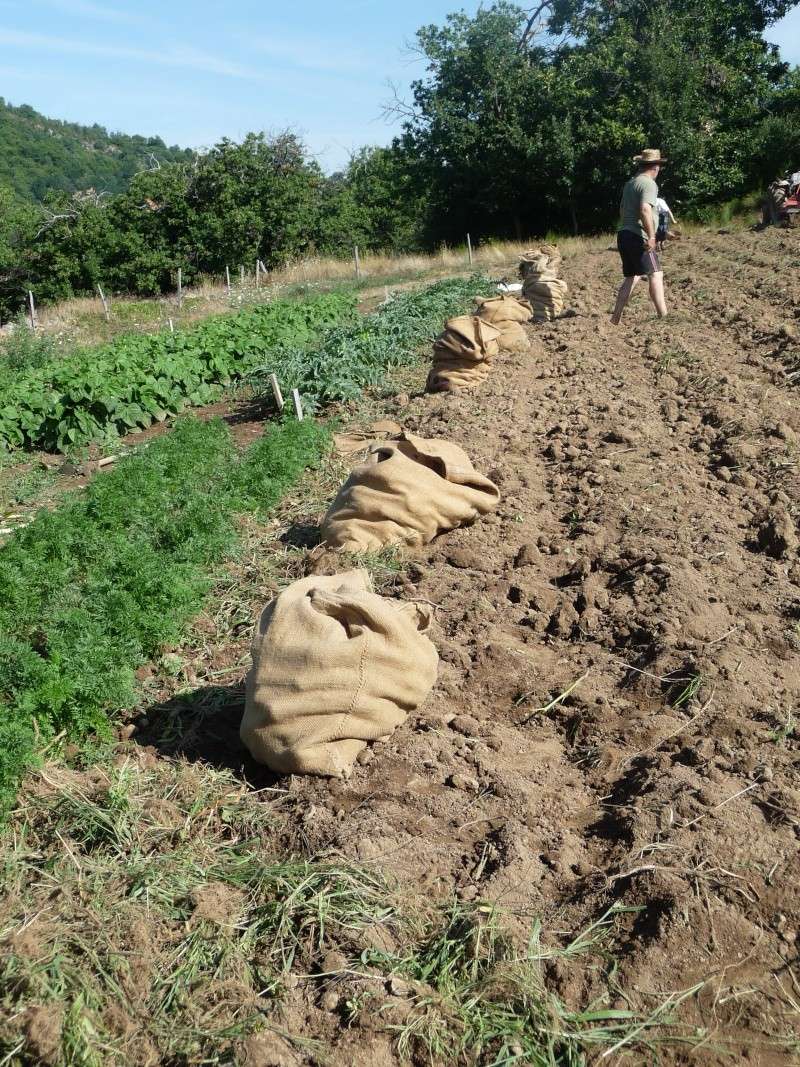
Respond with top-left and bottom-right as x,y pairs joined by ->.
762,177 -> 800,227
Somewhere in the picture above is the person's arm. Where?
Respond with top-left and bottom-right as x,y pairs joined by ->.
640,199 -> 656,248
668,208 -> 677,224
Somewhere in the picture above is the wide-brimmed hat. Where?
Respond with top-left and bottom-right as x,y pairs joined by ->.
633,148 -> 668,165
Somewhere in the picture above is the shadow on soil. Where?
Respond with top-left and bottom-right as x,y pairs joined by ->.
139,682 -> 281,788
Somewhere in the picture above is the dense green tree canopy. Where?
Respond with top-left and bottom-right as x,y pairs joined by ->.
398,0 -> 800,240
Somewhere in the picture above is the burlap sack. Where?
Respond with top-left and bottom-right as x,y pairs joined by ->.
427,315 -> 501,392
321,432 -> 501,552
473,295 -> 531,350
241,570 -> 438,777
496,321 -> 530,349
519,244 -> 562,279
522,276 -> 569,321
474,294 -> 532,326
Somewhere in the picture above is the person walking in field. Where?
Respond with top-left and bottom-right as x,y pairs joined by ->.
611,148 -> 668,325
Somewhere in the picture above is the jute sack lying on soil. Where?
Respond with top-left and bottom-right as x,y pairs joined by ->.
426,315 -> 501,391
321,432 -> 501,552
523,276 -> 569,321
241,570 -> 438,777
473,295 -> 532,350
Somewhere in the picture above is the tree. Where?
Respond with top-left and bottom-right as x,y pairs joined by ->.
395,0 -> 800,241
318,145 -> 425,253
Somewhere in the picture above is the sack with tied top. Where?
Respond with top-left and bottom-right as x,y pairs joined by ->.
427,315 -> 500,392
522,276 -> 569,321
321,432 -> 500,552
473,294 -> 532,351
519,244 -> 563,280
241,570 -> 438,777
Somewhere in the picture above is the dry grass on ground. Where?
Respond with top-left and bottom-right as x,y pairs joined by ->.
17,236 -> 607,351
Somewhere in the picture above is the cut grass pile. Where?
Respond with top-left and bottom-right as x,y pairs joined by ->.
0,416 -> 331,815
0,292 -> 355,451
0,756 -> 695,1066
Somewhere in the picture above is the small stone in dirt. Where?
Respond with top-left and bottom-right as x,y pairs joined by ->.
241,1031 -> 302,1067
514,543 -> 541,568
320,949 -> 348,974
319,989 -> 341,1012
446,547 -> 490,570
387,976 -> 411,997
449,714 -> 481,737
447,773 -> 479,792
393,392 -> 410,407
757,508 -> 798,560
563,445 -> 580,460
716,466 -> 732,482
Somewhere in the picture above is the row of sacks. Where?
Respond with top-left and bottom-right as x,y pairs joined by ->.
241,433 -> 501,776
426,293 -> 533,392
519,245 -> 568,321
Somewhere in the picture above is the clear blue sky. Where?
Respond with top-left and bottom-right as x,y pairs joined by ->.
0,0 -> 798,173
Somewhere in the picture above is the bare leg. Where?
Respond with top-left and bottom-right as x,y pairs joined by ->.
611,275 -> 640,325
647,271 -> 667,317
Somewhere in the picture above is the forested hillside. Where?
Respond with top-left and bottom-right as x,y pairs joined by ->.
0,98 -> 194,201
1,0 -> 799,319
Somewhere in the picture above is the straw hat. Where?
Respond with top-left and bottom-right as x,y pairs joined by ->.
633,148 -> 668,165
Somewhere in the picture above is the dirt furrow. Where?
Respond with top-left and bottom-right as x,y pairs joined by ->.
272,230 -> 800,1060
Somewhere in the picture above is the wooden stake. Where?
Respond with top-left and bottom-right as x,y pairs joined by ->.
97,284 -> 110,322
467,233 -> 473,265
255,260 -> 260,288
225,265 -> 231,294
354,245 -> 361,279
240,265 -> 245,286
291,388 -> 304,421
177,267 -> 182,308
258,259 -> 268,275
28,290 -> 36,331
269,373 -> 284,412
168,318 -> 174,333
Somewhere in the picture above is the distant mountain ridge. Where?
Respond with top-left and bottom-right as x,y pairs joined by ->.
0,98 -> 194,201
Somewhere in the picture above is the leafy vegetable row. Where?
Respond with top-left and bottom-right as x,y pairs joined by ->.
250,274 -> 491,408
0,416 -> 331,814
0,292 -> 356,451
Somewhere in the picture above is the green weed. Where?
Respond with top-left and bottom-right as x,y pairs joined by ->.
0,759 -> 703,1066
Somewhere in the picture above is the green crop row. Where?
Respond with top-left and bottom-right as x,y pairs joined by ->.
0,416 -> 331,814
0,292 -> 356,451
249,274 -> 491,408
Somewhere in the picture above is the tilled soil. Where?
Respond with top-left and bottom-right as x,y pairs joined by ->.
139,225 -> 800,1062
282,227 -> 800,1061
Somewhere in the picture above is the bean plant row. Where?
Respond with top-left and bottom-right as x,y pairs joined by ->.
0,293 -> 356,451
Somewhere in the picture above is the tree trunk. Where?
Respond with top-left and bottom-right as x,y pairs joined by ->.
513,213 -> 523,240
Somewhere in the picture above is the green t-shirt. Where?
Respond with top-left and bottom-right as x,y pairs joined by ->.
619,174 -> 658,238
